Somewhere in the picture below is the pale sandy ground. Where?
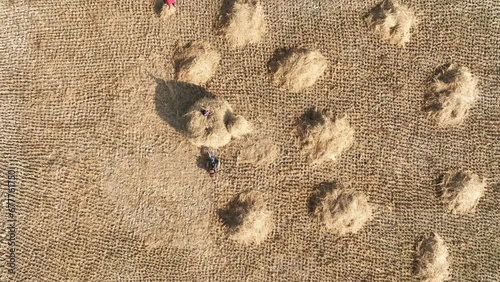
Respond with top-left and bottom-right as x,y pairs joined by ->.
0,0 -> 498,280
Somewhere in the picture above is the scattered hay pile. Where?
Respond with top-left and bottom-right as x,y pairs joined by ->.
218,191 -> 273,245
424,64 -> 479,126
440,170 -> 486,214
414,233 -> 451,282
365,0 -> 416,46
236,137 -> 279,166
220,0 -> 266,48
313,185 -> 372,236
185,97 -> 251,148
173,41 -> 221,85
297,109 -> 354,164
270,48 -> 328,92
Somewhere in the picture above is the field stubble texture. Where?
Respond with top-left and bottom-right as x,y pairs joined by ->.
0,0 -> 498,281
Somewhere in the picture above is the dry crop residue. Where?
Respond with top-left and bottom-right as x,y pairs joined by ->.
270,48 -> 328,93
424,64 -> 479,126
365,0 -> 416,47
297,109 -> 354,164
173,41 -> 221,86
236,137 -> 279,166
312,184 -> 373,236
218,191 -> 273,245
185,97 -> 251,148
414,233 -> 451,282
220,0 -> 266,48
439,170 -> 486,214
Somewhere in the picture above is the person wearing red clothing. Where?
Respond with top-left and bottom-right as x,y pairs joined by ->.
165,0 -> 176,9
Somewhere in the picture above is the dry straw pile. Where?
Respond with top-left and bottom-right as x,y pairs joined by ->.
297,109 -> 355,164
414,233 -> 451,282
220,0 -> 267,48
440,170 -> 486,215
365,0 -> 417,46
173,41 -> 221,85
218,191 -> 274,245
185,97 -> 251,148
424,64 -> 480,126
270,48 -> 328,92
313,186 -> 373,236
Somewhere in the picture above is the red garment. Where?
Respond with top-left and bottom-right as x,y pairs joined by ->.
165,0 -> 176,9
